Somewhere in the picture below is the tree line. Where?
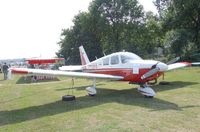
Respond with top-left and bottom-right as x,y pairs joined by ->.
56,0 -> 200,64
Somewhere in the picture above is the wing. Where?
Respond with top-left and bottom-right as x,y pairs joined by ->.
192,62 -> 200,66
167,62 -> 191,71
10,68 -> 124,80
58,65 -> 83,71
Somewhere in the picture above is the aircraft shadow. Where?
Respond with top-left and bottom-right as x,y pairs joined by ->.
56,83 -> 104,91
153,81 -> 198,92
0,85 -> 199,126
16,76 -> 60,84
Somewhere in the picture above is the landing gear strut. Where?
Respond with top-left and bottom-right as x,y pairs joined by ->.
137,83 -> 155,98
85,78 -> 97,96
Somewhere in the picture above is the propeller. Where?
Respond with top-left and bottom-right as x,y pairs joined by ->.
166,57 -> 180,65
141,63 -> 160,80
141,56 -> 181,81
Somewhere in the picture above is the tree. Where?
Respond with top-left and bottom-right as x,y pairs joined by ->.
57,0 -> 147,64
158,0 -> 200,55
163,29 -> 194,57
57,12 -> 103,64
142,11 -> 163,56
89,0 -> 145,54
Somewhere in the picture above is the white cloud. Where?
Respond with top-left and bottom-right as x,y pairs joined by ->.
0,0 -> 155,59
0,0 -> 92,59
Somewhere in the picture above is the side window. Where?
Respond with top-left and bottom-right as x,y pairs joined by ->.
103,57 -> 109,65
111,55 -> 119,65
97,60 -> 102,66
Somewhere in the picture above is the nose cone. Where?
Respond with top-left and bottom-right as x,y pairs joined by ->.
157,62 -> 168,71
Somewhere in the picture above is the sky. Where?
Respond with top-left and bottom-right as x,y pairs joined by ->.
0,0 -> 156,60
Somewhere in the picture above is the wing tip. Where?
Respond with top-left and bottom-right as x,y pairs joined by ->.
10,68 -> 29,74
178,62 -> 192,66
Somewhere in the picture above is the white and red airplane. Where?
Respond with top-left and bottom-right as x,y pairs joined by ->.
9,46 -> 191,97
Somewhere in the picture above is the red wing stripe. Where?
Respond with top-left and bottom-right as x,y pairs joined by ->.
178,62 -> 192,66
11,68 -> 29,74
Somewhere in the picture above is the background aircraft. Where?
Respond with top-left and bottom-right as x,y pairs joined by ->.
9,46 -> 191,97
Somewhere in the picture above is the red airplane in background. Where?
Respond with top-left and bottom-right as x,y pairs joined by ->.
26,57 -> 64,65
10,46 -> 191,97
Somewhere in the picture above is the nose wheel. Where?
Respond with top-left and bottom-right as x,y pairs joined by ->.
85,78 -> 97,96
86,86 -> 97,96
144,95 -> 154,98
137,84 -> 155,98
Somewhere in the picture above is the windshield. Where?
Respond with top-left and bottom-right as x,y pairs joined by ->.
120,53 -> 142,63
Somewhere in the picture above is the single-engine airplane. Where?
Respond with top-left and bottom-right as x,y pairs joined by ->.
9,46 -> 191,97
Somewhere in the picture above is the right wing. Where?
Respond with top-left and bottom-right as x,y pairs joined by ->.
10,68 -> 124,80
191,62 -> 200,66
167,62 -> 191,71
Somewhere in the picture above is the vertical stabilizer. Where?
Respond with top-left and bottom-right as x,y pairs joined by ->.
79,46 -> 90,65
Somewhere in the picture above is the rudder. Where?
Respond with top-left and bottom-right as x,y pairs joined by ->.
79,46 -> 90,65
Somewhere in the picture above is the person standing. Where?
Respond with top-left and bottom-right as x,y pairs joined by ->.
2,63 -> 9,80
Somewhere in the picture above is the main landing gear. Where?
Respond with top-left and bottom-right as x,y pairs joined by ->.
85,78 -> 97,96
62,78 -> 97,101
85,79 -> 156,98
137,84 -> 156,98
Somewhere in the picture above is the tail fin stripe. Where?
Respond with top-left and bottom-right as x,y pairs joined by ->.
79,46 -> 90,65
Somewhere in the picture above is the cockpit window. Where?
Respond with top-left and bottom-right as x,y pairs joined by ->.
111,55 -> 119,65
121,55 -> 131,63
120,53 -> 142,64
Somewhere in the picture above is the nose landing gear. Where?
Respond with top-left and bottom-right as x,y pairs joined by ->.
137,84 -> 156,98
85,78 -> 97,96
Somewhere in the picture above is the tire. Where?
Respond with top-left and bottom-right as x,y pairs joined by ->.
62,95 -> 76,101
144,95 -> 154,98
88,93 -> 96,96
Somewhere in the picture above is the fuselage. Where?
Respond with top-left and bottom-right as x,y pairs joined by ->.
82,52 -> 168,83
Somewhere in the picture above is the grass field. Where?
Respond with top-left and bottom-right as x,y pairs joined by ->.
0,67 -> 200,132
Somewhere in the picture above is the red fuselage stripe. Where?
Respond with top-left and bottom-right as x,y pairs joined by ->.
83,68 -> 163,83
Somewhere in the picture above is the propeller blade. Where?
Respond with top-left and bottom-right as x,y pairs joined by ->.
141,67 -> 160,80
166,57 -> 180,65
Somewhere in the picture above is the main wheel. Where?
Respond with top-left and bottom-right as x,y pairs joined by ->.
88,93 -> 96,96
144,95 -> 154,98
62,95 -> 76,101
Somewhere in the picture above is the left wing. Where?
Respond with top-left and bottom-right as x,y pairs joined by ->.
10,68 -> 124,80
167,62 -> 191,71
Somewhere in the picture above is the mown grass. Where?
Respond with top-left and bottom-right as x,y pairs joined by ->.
0,67 -> 200,132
